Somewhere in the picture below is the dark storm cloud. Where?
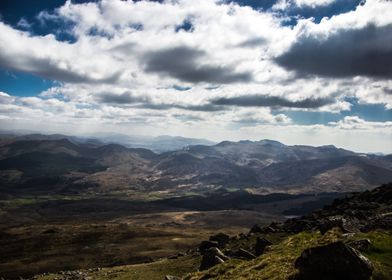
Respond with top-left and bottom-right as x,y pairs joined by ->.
0,53 -> 121,84
143,46 -> 253,84
109,93 -> 334,111
383,87 -> 392,95
275,24 -> 392,79
97,91 -> 224,111
211,94 -> 334,108
236,37 -> 266,48
139,102 -> 224,112
97,92 -> 150,104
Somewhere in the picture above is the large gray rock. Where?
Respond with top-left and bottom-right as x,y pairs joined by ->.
294,241 -> 373,280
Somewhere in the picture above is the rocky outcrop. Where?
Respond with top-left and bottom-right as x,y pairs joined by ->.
294,241 -> 373,280
249,183 -> 392,235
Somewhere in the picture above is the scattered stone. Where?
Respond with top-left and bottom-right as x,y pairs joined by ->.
318,216 -> 359,234
200,247 -> 230,270
294,241 -> 373,280
249,223 -> 279,235
255,237 -> 272,256
347,239 -> 372,252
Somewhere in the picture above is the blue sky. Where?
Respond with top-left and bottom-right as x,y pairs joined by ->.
0,0 -> 391,153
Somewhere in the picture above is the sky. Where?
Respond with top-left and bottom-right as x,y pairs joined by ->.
0,0 -> 391,153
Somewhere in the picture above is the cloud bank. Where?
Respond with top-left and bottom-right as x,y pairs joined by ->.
0,0 -> 391,152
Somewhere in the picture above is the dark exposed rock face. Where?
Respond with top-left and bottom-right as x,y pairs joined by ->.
294,241 -> 373,280
199,247 -> 230,270
254,237 -> 272,256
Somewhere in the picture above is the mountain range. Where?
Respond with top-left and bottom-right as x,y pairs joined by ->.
1,133 -> 391,197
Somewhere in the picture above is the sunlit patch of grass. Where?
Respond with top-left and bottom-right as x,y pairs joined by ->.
353,231 -> 392,280
35,255 -> 201,280
185,229 -> 391,280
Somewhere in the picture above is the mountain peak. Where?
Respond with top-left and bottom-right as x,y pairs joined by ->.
258,139 -> 285,146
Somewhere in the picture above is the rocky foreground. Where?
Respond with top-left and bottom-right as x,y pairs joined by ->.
28,183 -> 392,280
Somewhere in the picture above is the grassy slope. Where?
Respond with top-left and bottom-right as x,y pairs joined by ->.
35,256 -> 201,280
184,229 -> 391,280
32,229 -> 391,280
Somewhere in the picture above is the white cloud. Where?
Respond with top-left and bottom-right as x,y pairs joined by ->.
273,0 -> 337,9
0,0 -> 391,152
295,0 -> 336,8
330,116 -> 392,130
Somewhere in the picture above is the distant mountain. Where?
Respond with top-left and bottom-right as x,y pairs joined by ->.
156,140 -> 392,193
0,131 -> 215,153
0,134 -> 391,196
89,132 -> 216,153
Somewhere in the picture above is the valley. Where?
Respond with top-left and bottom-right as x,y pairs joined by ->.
0,189 -> 344,278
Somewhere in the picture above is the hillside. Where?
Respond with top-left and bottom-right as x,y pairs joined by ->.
29,183 -> 392,280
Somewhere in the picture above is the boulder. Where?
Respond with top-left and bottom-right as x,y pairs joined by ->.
199,240 -> 219,253
209,233 -> 230,248
294,241 -> 373,280
255,237 -> 272,256
200,247 -> 230,270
